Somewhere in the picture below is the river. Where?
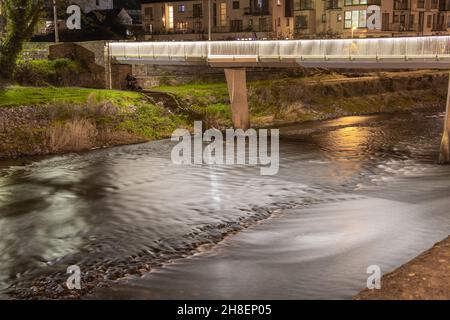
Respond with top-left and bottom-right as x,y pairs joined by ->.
1,112 -> 450,299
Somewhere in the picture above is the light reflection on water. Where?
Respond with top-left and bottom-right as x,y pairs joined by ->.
1,112 -> 450,298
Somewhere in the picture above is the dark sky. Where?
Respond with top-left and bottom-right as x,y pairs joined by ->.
114,0 -> 142,9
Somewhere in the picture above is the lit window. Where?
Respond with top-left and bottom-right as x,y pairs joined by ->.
178,5 -> 185,13
344,10 -> 366,28
168,5 -> 174,29
220,2 -> 227,26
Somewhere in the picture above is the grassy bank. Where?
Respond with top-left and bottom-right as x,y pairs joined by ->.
0,86 -> 187,158
154,71 -> 448,128
0,86 -> 142,107
1,71 -> 448,159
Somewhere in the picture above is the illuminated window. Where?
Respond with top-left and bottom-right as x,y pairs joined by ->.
168,5 -> 174,29
178,5 -> 185,13
344,10 -> 366,28
358,9 -> 366,27
220,2 -> 227,26
177,21 -> 188,31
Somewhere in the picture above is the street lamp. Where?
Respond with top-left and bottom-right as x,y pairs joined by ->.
52,0 -> 59,43
351,25 -> 357,39
208,0 -> 212,41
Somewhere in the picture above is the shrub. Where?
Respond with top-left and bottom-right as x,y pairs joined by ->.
14,59 -> 80,86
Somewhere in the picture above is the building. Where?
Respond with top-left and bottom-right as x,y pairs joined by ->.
72,0 -> 114,13
141,0 -> 450,39
294,0 -> 450,38
141,0 -> 295,40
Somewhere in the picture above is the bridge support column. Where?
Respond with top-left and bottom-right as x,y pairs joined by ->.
440,72 -> 450,164
224,68 -> 250,130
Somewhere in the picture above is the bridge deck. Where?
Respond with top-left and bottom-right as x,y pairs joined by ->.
109,36 -> 450,69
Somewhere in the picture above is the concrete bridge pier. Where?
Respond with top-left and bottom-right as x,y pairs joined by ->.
224,68 -> 250,130
439,72 -> 450,164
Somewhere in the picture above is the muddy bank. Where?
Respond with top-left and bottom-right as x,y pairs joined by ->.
355,235 -> 450,300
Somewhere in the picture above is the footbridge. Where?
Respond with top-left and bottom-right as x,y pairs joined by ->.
107,36 -> 450,162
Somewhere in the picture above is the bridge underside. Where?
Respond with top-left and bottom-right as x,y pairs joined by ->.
113,57 -> 450,70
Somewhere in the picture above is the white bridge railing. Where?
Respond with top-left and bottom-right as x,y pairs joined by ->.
109,36 -> 450,67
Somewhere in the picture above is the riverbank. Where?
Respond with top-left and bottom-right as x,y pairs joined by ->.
355,236 -> 450,300
154,70 -> 449,129
1,70 -> 448,159
0,86 -> 187,159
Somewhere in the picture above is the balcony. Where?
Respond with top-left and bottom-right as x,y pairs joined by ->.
432,24 -> 447,31
294,0 -> 315,10
244,7 -> 271,16
393,1 -> 409,10
382,23 -> 419,32
440,0 -> 450,10
326,0 -> 342,9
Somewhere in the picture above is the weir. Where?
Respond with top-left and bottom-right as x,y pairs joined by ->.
107,37 -> 450,163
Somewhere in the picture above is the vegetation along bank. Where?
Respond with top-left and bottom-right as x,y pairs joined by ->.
0,70 -> 448,159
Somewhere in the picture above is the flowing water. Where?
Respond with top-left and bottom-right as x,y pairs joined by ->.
1,112 -> 450,299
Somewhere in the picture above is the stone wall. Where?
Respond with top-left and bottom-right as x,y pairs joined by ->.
111,64 -> 133,90
132,64 -> 308,88
49,42 -> 106,89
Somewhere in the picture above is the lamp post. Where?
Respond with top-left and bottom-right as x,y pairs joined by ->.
52,0 -> 59,43
208,0 -> 212,41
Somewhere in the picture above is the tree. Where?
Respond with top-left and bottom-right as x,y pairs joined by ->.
0,0 -> 44,80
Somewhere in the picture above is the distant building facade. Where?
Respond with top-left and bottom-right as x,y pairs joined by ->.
141,0 -> 450,39
141,0 -> 294,40
293,0 -> 450,38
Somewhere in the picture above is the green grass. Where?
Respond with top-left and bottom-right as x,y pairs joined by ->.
0,86 -> 144,108
154,83 -> 229,104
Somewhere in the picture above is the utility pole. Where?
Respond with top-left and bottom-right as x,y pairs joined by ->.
52,0 -> 60,43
